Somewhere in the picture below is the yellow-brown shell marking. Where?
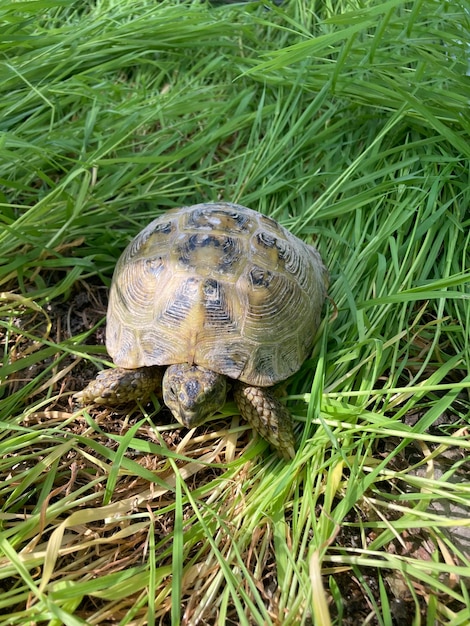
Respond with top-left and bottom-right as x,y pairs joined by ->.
106,203 -> 328,387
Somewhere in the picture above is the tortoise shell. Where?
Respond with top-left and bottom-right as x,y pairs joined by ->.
106,202 -> 328,387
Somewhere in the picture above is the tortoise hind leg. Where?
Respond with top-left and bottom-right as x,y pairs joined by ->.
74,366 -> 163,406
233,382 -> 296,459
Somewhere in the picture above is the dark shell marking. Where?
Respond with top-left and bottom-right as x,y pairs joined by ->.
106,202 -> 328,387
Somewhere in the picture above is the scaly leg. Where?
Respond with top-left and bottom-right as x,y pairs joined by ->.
233,382 -> 295,459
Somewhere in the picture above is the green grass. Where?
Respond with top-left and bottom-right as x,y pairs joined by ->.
1,0 -> 469,624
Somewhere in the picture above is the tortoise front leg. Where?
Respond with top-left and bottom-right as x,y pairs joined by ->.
233,383 -> 296,459
74,366 -> 163,406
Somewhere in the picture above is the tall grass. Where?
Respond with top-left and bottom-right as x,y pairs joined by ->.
1,0 -> 469,624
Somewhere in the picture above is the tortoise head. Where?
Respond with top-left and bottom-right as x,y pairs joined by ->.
162,363 -> 227,428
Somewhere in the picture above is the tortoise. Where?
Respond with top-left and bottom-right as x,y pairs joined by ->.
75,202 -> 328,459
